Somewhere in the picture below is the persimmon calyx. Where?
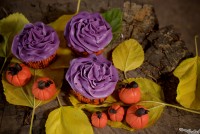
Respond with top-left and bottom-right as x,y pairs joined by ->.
135,108 -> 149,117
8,63 -> 22,75
123,81 -> 138,89
0,34 -> 4,43
45,80 -> 53,87
96,111 -> 102,119
129,81 -> 138,88
38,80 -> 53,89
109,108 -> 117,114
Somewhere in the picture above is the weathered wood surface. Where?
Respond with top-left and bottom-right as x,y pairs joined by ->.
0,0 -> 200,134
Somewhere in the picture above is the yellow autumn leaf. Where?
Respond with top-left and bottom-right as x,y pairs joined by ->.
0,13 -> 29,57
124,78 -> 164,102
48,15 -> 73,32
48,15 -> 74,69
123,78 -> 165,128
45,106 -> 93,134
173,56 -> 200,110
2,66 -> 62,107
3,55 -> 65,107
138,101 -> 165,128
112,39 -> 144,72
48,0 -> 81,31
107,120 -> 134,131
69,94 -> 118,112
47,29 -> 74,69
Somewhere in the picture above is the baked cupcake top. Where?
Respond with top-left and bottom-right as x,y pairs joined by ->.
66,54 -> 118,99
12,22 -> 60,62
64,12 -> 112,54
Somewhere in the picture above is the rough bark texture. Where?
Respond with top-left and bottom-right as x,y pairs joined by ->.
0,0 -> 200,134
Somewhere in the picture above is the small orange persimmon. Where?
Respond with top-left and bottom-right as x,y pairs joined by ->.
108,104 -> 124,122
91,111 -> 107,128
119,81 -> 141,104
126,105 -> 149,129
6,63 -> 31,87
32,77 -> 57,101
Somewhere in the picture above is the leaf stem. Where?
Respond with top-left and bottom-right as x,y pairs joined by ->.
124,71 -> 128,79
29,97 -> 36,134
57,95 -> 62,107
123,71 -> 130,83
140,101 -> 200,114
35,101 -> 42,108
195,35 -> 199,56
0,57 -> 7,74
165,103 -> 200,114
75,0 -> 81,14
20,88 -> 33,106
33,69 -> 36,81
148,104 -> 164,110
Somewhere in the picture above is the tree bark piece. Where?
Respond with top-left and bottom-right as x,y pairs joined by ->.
0,1 -> 199,134
123,2 -> 158,45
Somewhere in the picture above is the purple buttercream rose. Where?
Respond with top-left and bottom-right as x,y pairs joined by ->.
64,11 -> 112,54
12,22 -> 60,62
66,54 -> 119,99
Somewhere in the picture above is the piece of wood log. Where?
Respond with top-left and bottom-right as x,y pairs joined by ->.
0,1 -> 199,134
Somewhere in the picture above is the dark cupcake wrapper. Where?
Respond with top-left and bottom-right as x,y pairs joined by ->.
25,53 -> 56,69
70,90 -> 107,105
69,46 -> 104,57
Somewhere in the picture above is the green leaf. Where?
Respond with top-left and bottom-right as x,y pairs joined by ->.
2,56 -> 65,107
112,39 -> 144,72
0,13 -> 29,57
69,94 -> 118,112
45,106 -> 93,134
173,56 -> 200,110
102,8 -> 122,37
102,8 -> 122,44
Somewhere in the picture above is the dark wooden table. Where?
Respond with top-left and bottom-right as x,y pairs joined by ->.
0,0 -> 200,134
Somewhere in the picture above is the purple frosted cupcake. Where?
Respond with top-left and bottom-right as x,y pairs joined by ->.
12,22 -> 60,69
64,12 -> 112,56
66,54 -> 119,104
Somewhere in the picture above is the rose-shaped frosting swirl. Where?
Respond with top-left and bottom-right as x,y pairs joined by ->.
12,22 -> 60,62
66,54 -> 118,99
64,12 -> 112,54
